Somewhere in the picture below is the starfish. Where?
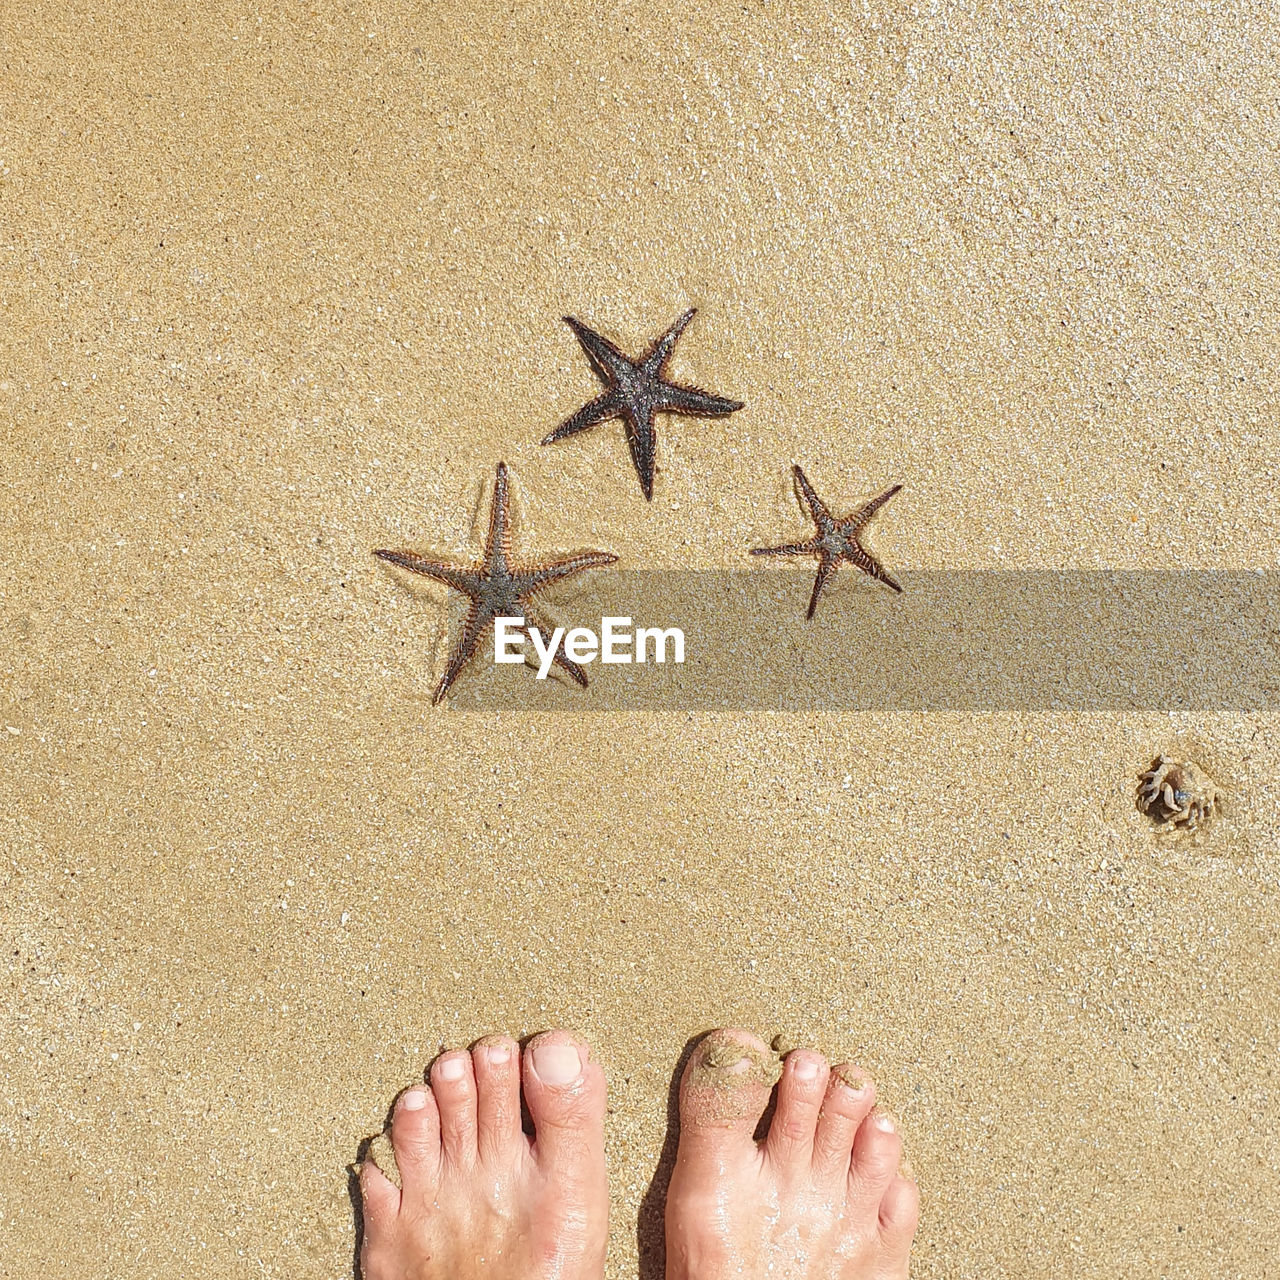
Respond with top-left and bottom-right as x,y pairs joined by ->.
751,464 -> 903,619
542,308 -> 744,500
374,462 -> 617,703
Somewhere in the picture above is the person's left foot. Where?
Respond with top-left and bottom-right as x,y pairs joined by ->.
359,1030 -> 609,1280
664,1029 -> 919,1280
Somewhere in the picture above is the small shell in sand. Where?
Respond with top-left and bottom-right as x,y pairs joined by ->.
1137,754 -> 1221,833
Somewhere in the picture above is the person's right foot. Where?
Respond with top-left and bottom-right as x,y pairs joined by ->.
665,1029 -> 919,1280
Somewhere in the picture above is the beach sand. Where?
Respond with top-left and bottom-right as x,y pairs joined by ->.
3,1 -> 1279,1275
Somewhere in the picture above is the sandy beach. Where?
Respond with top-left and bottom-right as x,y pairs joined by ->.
3,1 -> 1278,1276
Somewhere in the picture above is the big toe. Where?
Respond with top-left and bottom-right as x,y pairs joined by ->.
522,1030 -> 607,1173
675,1028 -> 780,1167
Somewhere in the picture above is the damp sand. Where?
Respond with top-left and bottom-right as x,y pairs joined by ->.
3,2 -> 1279,1277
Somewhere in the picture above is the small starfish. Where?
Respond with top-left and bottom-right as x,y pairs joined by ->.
751,464 -> 903,619
374,462 -> 617,703
542,308 -> 744,500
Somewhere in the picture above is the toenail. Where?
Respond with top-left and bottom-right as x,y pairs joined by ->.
793,1056 -> 821,1082
485,1043 -> 512,1066
532,1042 -> 583,1086
399,1089 -> 427,1111
438,1056 -> 466,1083
704,1044 -> 751,1073
874,1112 -> 896,1132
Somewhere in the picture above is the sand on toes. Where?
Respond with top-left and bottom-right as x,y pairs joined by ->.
358,1029 -> 610,1280
665,1028 -> 919,1280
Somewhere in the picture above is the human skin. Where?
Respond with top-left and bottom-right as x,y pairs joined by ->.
358,1027 -> 918,1280
665,1028 -> 919,1280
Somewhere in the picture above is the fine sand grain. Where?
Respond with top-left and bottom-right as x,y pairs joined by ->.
3,1 -> 1279,1277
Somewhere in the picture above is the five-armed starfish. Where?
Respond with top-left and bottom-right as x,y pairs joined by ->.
374,462 -> 617,703
542,308 -> 744,501
751,464 -> 903,619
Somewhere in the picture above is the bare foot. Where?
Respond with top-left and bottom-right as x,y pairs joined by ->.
359,1029 -> 608,1280
665,1029 -> 919,1280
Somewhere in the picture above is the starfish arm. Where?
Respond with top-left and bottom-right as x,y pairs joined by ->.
373,549 -> 482,595
432,602 -> 490,704
541,389 -> 625,444
645,308 -> 697,374
844,483 -> 903,534
750,539 -> 823,558
522,608 -> 590,688
656,380 -> 745,418
807,554 -> 840,620
550,647 -> 589,687
623,408 -> 658,501
514,551 -> 618,593
484,462 -> 513,564
792,465 -> 834,530
844,544 -> 903,593
564,316 -> 634,384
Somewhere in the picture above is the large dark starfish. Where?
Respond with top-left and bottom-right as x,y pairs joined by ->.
543,308 -> 744,500
374,462 -> 617,703
751,465 -> 903,619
